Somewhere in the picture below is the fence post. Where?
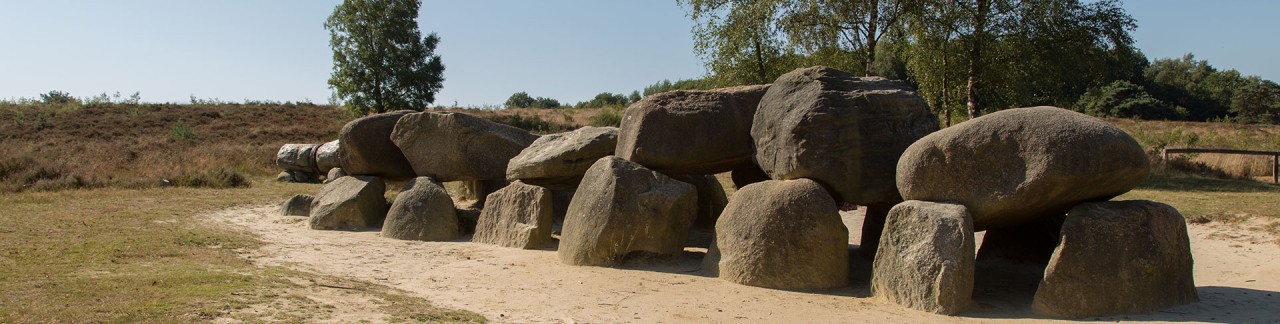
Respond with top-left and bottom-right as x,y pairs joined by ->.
1273,154 -> 1278,184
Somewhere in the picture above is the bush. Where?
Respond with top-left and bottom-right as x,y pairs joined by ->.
172,168 -> 251,189
1076,80 -> 1185,120
170,120 -> 197,140
504,92 -> 562,108
484,114 -> 573,133
590,107 -> 622,127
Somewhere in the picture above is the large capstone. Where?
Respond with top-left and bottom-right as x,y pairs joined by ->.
276,143 -> 320,173
752,66 -> 938,205
897,106 -> 1149,230
506,126 -> 618,190
392,112 -> 540,181
315,140 -> 341,172
616,85 -> 769,174
1032,200 -> 1198,318
558,156 -> 697,266
473,181 -> 554,249
310,176 -> 388,231
382,177 -> 458,241
338,111 -> 417,179
871,201 -> 975,315
712,179 -> 848,290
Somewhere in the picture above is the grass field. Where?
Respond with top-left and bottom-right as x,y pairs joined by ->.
0,177 -> 484,322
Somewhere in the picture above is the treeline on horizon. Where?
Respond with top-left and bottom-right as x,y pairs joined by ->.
508,0 -> 1280,126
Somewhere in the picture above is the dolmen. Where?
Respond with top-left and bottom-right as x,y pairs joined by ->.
876,106 -> 1196,317
275,65 -> 1199,320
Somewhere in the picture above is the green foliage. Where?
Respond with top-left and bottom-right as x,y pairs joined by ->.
504,92 -> 561,108
574,92 -> 632,109
39,90 -> 77,105
1141,53 -> 1280,124
681,0 -> 803,85
326,0 -> 444,115
1144,53 -> 1244,121
590,107 -> 623,127
170,120 -> 197,140
1075,80 -> 1185,120
1231,79 -> 1280,124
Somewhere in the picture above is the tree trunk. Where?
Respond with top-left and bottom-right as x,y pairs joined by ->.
864,0 -> 879,76
943,43 -> 951,127
966,0 -> 989,120
752,35 -> 768,84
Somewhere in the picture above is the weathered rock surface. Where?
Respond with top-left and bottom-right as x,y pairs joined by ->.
1032,200 -> 1197,318
871,201 -> 975,315
279,194 -> 314,217
672,174 -> 729,231
473,181 -> 554,249
713,179 -> 848,290
558,156 -> 697,266
506,126 -> 618,189
382,177 -> 458,241
276,143 -> 320,173
338,111 -> 417,179
752,66 -> 938,204
310,176 -> 388,231
392,112 -> 539,181
315,140 -> 341,171
325,167 -> 347,183
897,106 -> 1149,230
617,85 -> 769,174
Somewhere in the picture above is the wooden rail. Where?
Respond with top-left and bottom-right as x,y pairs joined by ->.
1162,148 -> 1280,184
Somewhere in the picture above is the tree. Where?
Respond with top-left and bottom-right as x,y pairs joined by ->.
1075,80 -> 1183,120
1231,78 -> 1280,124
899,0 -> 1136,119
681,0 -> 801,86
505,91 -> 536,108
326,0 -> 444,115
1143,53 -> 1258,121
504,92 -> 562,108
39,90 -> 78,105
779,0 -> 905,76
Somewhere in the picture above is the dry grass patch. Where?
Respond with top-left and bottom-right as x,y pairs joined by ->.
0,178 -> 483,322
1119,175 -> 1280,243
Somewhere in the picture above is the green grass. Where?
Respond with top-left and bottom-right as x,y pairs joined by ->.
0,177 -> 484,322
1119,174 -> 1280,236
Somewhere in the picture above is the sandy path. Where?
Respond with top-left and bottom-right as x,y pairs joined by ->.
206,206 -> 1280,323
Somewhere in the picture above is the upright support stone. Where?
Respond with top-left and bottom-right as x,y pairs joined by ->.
310,176 -> 388,231
1032,200 -> 1198,318
382,177 -> 458,241
473,181 -> 554,249
871,200 -> 975,315
558,157 -> 697,266
712,179 -> 848,290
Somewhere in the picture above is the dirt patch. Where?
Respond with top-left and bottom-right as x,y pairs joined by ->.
205,205 -> 1280,323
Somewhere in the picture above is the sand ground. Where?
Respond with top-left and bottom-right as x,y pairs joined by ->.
204,205 -> 1280,323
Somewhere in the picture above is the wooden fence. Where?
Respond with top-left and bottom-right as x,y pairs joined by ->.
1161,148 -> 1280,184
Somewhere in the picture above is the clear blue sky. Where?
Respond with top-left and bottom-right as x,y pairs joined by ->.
0,0 -> 1276,106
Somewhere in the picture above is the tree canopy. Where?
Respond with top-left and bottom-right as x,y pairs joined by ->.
326,0 -> 444,115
